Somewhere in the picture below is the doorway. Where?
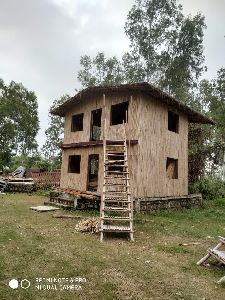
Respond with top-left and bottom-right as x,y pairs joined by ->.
90,108 -> 102,141
87,154 -> 99,191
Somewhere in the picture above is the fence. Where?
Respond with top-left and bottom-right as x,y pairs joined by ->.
31,171 -> 61,190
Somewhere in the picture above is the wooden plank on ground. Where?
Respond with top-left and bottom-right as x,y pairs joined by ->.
30,206 -> 60,212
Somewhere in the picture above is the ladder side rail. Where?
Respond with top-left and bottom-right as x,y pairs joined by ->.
100,93 -> 107,241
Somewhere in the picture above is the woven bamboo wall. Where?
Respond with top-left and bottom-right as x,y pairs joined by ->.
63,91 -> 140,144
60,144 -> 138,195
60,90 -> 188,197
136,93 -> 188,197
61,91 -> 140,194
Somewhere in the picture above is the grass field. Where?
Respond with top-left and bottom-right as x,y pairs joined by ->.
1,193 -> 225,300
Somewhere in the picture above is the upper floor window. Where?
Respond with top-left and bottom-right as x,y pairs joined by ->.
168,111 -> 179,133
111,101 -> 129,125
71,113 -> 84,132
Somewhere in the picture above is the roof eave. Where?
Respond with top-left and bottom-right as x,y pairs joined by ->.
50,83 -> 215,125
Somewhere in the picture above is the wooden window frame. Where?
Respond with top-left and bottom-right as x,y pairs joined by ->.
166,157 -> 178,179
68,155 -> 81,173
71,113 -> 84,132
168,111 -> 179,133
110,101 -> 129,126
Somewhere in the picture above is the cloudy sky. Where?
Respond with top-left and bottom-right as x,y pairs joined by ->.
0,0 -> 225,146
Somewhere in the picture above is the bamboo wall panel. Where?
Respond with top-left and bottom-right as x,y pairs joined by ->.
136,93 -> 188,197
60,145 -> 138,195
61,90 -> 188,198
61,91 -> 140,195
63,91 -> 140,144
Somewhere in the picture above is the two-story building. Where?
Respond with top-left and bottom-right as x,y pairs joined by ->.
51,82 -> 213,201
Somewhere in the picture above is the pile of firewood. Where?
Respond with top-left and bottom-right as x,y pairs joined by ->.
75,217 -> 100,234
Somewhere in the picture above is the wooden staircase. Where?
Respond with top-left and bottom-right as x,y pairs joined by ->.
100,96 -> 134,241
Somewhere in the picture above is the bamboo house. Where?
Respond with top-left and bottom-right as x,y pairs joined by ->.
51,82 -> 213,210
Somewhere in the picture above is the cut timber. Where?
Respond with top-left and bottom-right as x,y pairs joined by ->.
99,106 -> 134,241
75,217 -> 100,233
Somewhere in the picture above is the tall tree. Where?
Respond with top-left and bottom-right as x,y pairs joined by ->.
188,68 -> 225,182
124,0 -> 206,98
0,79 -> 39,171
124,0 -> 183,83
42,95 -> 70,170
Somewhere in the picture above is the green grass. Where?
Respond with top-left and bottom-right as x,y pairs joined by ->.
1,194 -> 225,299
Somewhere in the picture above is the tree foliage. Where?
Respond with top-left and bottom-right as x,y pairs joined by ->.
77,53 -> 124,87
9,153 -> 51,172
0,79 -> 39,171
42,95 -> 70,170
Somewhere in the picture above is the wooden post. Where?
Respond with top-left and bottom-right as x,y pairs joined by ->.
100,93 -> 106,242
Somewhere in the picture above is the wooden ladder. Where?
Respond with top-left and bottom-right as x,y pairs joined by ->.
100,95 -> 134,241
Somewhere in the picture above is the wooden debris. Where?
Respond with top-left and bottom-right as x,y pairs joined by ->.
54,187 -> 100,200
179,242 -> 201,246
52,214 -> 84,219
75,217 -> 100,233
0,180 -> 7,193
1,176 -> 35,192
30,206 -> 60,212
49,189 -> 101,210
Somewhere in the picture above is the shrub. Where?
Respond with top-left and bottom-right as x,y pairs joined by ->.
189,176 -> 225,200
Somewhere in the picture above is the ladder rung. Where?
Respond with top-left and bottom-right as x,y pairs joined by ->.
106,151 -> 125,154
104,198 -> 131,203
106,140 -> 124,143
105,171 -> 129,174
101,225 -> 133,232
105,177 -> 130,180
105,191 -> 130,194
104,183 -> 128,186
106,144 -> 125,148
104,207 -> 131,212
105,162 -> 127,166
105,160 -> 127,163
107,154 -> 125,157
101,217 -> 132,221
104,196 -> 130,199
105,195 -> 130,202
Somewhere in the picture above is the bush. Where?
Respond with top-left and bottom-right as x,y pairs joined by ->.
189,176 -> 225,200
